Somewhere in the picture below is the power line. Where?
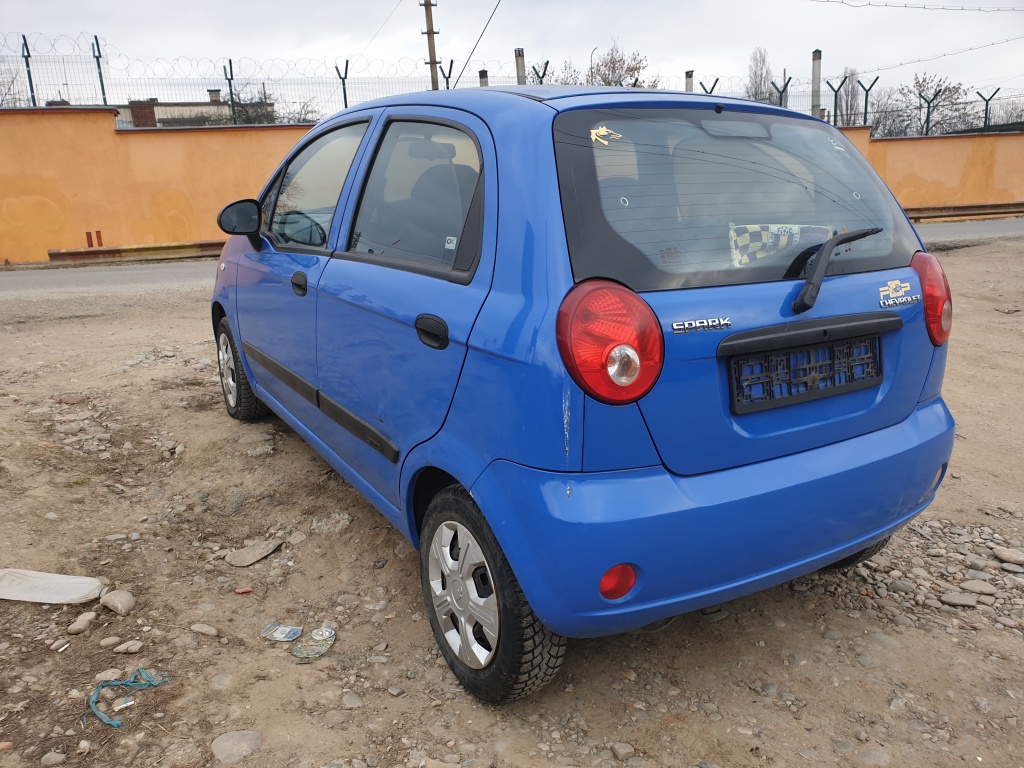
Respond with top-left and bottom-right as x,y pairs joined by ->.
358,0 -> 406,60
452,0 -> 503,88
811,0 -> 1024,9
826,34 -> 1024,78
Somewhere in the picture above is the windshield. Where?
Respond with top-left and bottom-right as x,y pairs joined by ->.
553,106 -> 920,291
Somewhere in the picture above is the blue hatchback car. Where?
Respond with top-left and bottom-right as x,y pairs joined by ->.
212,86 -> 954,702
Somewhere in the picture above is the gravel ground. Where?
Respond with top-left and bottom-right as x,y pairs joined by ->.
0,240 -> 1022,768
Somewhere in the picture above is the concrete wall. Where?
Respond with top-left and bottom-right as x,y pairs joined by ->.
0,108 -> 309,264
1,109 -> 1022,264
840,126 -> 1024,208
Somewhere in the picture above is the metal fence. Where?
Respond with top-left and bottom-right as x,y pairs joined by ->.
2,33 -> 1022,136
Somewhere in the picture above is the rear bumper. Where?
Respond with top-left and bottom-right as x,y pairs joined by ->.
469,398 -> 954,638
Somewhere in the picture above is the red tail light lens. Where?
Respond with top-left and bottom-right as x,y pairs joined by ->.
599,564 -> 637,600
556,280 -> 664,405
911,251 -> 952,346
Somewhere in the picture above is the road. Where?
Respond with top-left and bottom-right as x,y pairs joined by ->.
0,259 -> 219,297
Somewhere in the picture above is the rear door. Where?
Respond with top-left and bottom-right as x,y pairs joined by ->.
554,104 -> 937,476
314,110 -> 495,505
234,119 -> 371,418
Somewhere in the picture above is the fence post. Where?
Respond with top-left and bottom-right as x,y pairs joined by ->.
21,35 -> 37,107
685,70 -> 693,92
334,61 -> 349,108
90,35 -> 108,106
919,88 -> 942,135
224,59 -> 237,125
857,76 -> 878,126
699,78 -> 719,94
771,76 -> 792,107
531,61 -> 548,85
811,50 -> 821,118
515,48 -> 526,85
976,88 -> 1000,130
439,60 -> 454,89
478,70 -> 488,88
825,77 -> 848,126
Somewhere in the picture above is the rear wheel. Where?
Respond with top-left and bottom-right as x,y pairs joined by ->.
821,535 -> 891,572
216,317 -> 269,421
420,486 -> 566,703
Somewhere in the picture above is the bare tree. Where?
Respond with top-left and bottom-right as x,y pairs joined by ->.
745,47 -> 773,103
870,73 -> 979,137
835,67 -> 861,127
544,43 -> 658,87
992,98 -> 1024,126
277,97 -> 322,125
0,62 -> 27,107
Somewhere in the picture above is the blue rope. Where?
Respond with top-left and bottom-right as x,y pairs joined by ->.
83,668 -> 172,728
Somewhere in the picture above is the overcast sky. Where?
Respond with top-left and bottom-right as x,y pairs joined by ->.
4,0 -> 1023,92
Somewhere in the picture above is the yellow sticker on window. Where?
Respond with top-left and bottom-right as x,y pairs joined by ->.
590,126 -> 622,146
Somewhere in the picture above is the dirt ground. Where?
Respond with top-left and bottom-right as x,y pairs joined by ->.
1,242 -> 1022,768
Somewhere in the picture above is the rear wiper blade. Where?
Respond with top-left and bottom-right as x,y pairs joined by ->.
791,227 -> 883,314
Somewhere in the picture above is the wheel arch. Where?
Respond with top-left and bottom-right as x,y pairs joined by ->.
211,301 -> 227,336
409,466 -> 460,547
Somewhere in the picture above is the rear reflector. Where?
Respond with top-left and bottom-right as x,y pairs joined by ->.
599,564 -> 637,600
911,251 -> 952,346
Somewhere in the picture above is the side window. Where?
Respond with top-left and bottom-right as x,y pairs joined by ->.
266,121 -> 368,249
349,121 -> 482,272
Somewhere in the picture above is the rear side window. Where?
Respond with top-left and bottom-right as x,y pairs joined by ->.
554,108 -> 920,291
266,121 -> 368,249
349,121 -> 482,274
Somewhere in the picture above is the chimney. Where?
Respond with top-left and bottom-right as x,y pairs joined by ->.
128,99 -> 157,128
478,70 -> 489,88
685,70 -> 694,92
514,48 -> 526,86
811,50 -> 822,119
208,89 -> 221,103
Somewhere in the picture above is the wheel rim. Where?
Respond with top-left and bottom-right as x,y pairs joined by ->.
217,332 -> 238,408
427,520 -> 499,669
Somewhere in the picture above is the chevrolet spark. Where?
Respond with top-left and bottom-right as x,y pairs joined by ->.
212,86 -> 954,702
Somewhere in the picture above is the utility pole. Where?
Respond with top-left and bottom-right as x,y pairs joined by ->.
422,1 -> 440,91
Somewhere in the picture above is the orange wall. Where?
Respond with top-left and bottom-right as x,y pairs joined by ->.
1,110 -> 1022,264
1,108 -> 310,264
840,126 -> 1024,208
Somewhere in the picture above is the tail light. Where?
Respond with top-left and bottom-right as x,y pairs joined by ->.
599,564 -> 637,600
911,251 -> 952,346
556,280 -> 664,405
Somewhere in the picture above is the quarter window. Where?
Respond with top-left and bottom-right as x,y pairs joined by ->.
349,122 -> 482,272
267,121 -> 369,249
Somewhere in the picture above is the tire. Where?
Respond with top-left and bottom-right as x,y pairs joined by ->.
420,486 -> 566,703
216,316 -> 269,421
820,535 -> 891,572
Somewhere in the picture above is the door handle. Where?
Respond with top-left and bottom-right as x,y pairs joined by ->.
291,271 -> 308,297
415,314 -> 449,350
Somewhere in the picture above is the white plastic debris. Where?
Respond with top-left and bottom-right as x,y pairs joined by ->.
0,569 -> 109,604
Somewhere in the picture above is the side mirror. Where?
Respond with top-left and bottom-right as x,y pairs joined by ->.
217,199 -> 261,236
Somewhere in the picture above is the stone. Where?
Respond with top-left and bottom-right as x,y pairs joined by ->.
611,742 -> 635,761
992,546 -> 1024,566
100,589 -> 137,616
191,623 -> 219,637
211,730 -> 262,765
0,742 -> 13,752
856,748 -> 890,766
40,753 -> 67,766
44,512 -> 59,521
210,674 -> 234,690
224,540 -> 282,567
95,668 -> 122,682
939,593 -> 977,608
959,580 -> 997,595
76,740 -> 91,755
99,636 -> 122,648
113,640 -> 143,654
342,692 -> 364,708
67,611 -> 98,635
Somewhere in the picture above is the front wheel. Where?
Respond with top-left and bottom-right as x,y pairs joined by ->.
216,317 -> 269,421
420,486 -> 566,703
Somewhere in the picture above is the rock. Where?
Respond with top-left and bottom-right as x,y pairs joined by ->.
0,742 -> 14,752
611,742 -> 636,761
387,686 -> 405,697
191,623 -> 219,637
210,674 -> 233,690
992,546 -> 1024,566
95,668 -> 122,682
40,753 -> 67,766
959,580 -> 997,595
342,692 -> 364,709
68,611 -> 98,635
44,512 -> 59,521
856,748 -> 890,766
113,640 -> 143,654
824,629 -> 843,640
100,589 -> 137,616
224,540 -> 282,567
99,636 -> 122,648
211,730 -> 262,765
939,593 -> 977,607
287,532 -> 307,546
76,740 -> 91,755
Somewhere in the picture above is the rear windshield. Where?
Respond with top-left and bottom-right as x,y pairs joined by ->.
553,107 -> 920,291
